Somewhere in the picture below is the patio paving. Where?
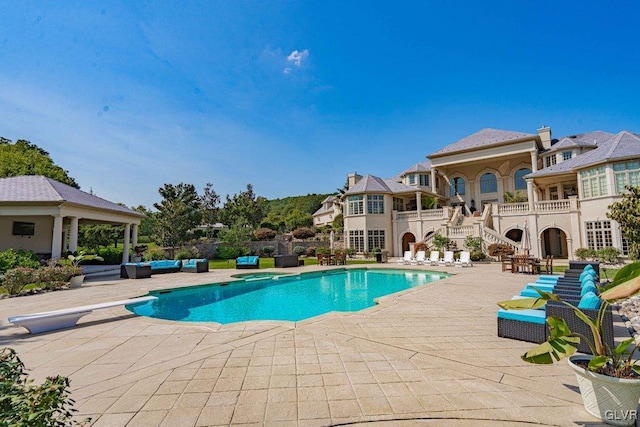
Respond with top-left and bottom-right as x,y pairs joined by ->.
0,262 -> 617,426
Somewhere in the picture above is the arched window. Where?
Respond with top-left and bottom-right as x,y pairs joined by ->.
514,168 -> 531,191
449,177 -> 466,197
480,173 -> 497,193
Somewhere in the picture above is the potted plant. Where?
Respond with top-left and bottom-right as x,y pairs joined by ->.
498,263 -> 640,426
64,251 -> 104,288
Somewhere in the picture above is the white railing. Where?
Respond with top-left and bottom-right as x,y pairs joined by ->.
423,208 -> 444,219
481,227 -> 519,252
535,200 -> 571,212
498,203 -> 528,214
448,225 -> 474,237
396,211 -> 418,220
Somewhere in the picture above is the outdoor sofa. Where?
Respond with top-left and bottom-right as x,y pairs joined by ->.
274,254 -> 300,268
149,259 -> 182,274
120,259 -> 182,278
236,256 -> 260,269
181,258 -> 209,273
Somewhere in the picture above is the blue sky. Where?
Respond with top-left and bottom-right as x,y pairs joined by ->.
1,1 -> 639,208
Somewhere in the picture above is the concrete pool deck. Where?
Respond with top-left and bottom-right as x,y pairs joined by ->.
0,262 -> 619,426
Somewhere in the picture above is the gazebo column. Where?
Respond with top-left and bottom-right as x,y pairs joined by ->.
122,224 -> 131,263
69,217 -> 79,253
51,215 -> 64,259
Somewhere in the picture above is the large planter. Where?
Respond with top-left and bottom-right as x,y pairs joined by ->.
69,275 -> 85,288
569,355 -> 640,426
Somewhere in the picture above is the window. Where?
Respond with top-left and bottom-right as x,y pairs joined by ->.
622,237 -> 630,256
585,221 -> 613,251
480,173 -> 497,193
12,221 -> 35,236
408,175 -> 416,185
545,155 -> 557,168
614,160 -> 640,194
580,167 -> 608,198
419,174 -> 429,186
563,151 -> 572,161
450,177 -> 465,197
367,195 -> 384,214
347,195 -> 363,215
349,230 -> 364,252
367,230 -> 385,250
514,168 -> 531,191
393,197 -> 404,211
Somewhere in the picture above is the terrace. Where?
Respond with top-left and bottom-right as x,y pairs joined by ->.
0,262 -> 623,425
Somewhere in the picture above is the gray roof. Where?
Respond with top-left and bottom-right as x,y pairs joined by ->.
429,128 -> 536,157
401,161 -> 432,175
0,175 -> 141,216
343,174 -> 418,196
528,131 -> 640,178
545,130 -> 613,154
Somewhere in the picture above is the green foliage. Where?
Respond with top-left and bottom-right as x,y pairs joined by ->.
153,183 -> 202,250
268,193 -> 329,217
315,247 -> 330,255
487,243 -> 514,257
574,247 -> 597,260
0,137 -> 79,188
78,224 -> 122,250
284,209 -> 313,231
332,214 -> 344,232
0,249 -> 41,274
175,247 -> 201,260
261,246 -> 275,257
0,348 -> 89,426
293,246 -> 306,256
608,185 -> 640,260
470,251 -> 487,261
421,195 -> 438,209
143,246 -> 168,261
431,234 -> 451,251
292,227 -> 315,239
597,247 -> 621,264
35,262 -> 75,291
94,247 -> 123,264
215,246 -> 245,260
219,225 -> 255,248
200,182 -> 221,237
464,236 -> 483,253
305,247 -> 316,257
503,190 -> 527,203
132,205 -> 157,240
345,248 -> 356,258
254,228 -> 276,240
219,184 -> 268,229
0,267 -> 36,295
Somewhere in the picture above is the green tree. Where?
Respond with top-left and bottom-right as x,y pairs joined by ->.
218,224 -> 254,249
503,190 -> 527,203
0,137 -> 79,187
78,224 -> 121,250
200,182 -> 221,237
284,208 -> 313,231
607,185 -> 640,260
332,213 -> 344,232
219,184 -> 268,229
132,205 -> 157,240
153,183 -> 202,254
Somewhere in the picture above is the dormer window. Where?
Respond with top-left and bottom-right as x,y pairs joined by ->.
545,155 -> 557,168
562,151 -> 572,161
408,175 -> 416,185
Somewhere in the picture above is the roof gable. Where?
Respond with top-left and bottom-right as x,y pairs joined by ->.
429,128 -> 536,157
343,174 -> 417,195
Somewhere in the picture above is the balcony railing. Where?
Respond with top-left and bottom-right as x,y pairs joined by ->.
496,197 -> 577,215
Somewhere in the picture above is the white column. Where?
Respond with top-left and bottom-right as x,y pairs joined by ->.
530,150 -> 539,173
51,215 -> 64,259
122,224 -> 131,263
416,192 -> 422,218
526,179 -> 535,212
430,169 -> 437,194
132,224 -> 139,250
69,217 -> 79,253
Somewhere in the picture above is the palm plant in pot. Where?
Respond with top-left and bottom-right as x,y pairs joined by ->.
498,262 -> 640,426
63,251 -> 104,288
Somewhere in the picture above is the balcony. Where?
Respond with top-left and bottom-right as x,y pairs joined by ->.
496,197 -> 578,215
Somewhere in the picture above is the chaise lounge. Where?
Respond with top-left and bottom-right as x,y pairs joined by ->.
236,256 -> 260,269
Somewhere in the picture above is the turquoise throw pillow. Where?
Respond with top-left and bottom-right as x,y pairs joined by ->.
581,277 -> 595,288
578,291 -> 601,310
581,283 -> 597,297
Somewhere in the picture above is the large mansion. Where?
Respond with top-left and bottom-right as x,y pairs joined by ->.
338,126 -> 640,259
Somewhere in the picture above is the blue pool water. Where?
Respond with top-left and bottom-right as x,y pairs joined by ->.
126,269 -> 448,323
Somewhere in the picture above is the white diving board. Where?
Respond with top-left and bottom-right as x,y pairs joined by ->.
8,296 -> 158,334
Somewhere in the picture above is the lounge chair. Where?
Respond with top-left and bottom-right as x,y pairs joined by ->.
428,251 -> 440,266
454,251 -> 472,267
397,251 -> 413,265
439,251 -> 454,266
411,251 -> 426,265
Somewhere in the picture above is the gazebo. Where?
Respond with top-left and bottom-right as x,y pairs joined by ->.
0,175 -> 143,263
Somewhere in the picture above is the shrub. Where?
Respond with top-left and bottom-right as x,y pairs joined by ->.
0,348 -> 89,426
470,251 -> 487,261
293,246 -> 306,256
36,262 -> 74,291
464,236 -> 483,253
0,249 -> 41,274
345,248 -> 356,258
292,227 -> 315,239
96,246 -> 122,264
315,246 -> 330,255
305,247 -> 317,257
215,246 -> 243,260
1,267 -> 37,295
254,228 -> 276,240
175,246 -> 201,260
574,247 -> 597,260
261,246 -> 275,257
432,234 -> 451,251
487,243 -> 514,257
597,247 -> 621,264
144,246 -> 168,260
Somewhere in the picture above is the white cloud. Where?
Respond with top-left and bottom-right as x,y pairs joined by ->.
283,67 -> 292,74
285,49 -> 309,69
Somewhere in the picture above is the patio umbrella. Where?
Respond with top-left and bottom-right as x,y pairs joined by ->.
521,221 -> 531,255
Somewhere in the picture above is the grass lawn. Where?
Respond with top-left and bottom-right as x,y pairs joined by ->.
208,257 -> 376,269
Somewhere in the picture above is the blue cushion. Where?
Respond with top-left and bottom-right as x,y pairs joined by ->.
580,271 -> 597,281
584,264 -> 594,271
237,256 -> 259,265
524,283 -> 554,292
578,291 -> 601,310
521,288 -> 549,298
581,283 -> 598,297
497,308 -> 547,325
536,277 -> 559,284
538,275 -> 558,281
581,277 -> 596,288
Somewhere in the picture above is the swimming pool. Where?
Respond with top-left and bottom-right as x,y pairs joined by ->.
127,268 -> 448,323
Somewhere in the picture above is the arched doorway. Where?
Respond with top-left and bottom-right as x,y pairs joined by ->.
505,228 -> 523,243
542,228 -> 568,258
402,233 -> 416,253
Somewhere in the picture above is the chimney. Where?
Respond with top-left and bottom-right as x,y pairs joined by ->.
537,126 -> 552,150
347,172 -> 362,189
